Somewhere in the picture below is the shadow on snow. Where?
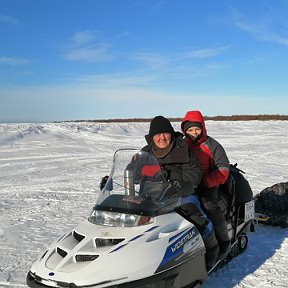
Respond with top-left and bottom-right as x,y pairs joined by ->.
203,224 -> 288,288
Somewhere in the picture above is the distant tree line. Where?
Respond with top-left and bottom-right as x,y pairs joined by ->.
57,114 -> 288,123
200,114 -> 288,121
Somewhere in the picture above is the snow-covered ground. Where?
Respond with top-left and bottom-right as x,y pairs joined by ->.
0,121 -> 287,288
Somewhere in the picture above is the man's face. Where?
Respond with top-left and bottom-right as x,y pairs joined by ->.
153,133 -> 171,148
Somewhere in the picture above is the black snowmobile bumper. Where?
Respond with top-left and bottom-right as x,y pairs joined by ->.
27,271 -> 203,288
27,254 -> 206,288
27,271 -> 202,288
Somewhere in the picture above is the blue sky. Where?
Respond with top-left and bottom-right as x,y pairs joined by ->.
0,0 -> 288,122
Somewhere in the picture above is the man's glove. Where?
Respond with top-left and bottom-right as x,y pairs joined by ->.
99,175 -> 109,190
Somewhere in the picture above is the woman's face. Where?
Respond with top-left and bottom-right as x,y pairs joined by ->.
186,127 -> 202,138
153,133 -> 171,148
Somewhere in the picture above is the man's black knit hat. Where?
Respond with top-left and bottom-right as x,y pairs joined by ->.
148,116 -> 175,138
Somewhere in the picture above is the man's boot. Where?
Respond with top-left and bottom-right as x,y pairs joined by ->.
203,230 -> 219,270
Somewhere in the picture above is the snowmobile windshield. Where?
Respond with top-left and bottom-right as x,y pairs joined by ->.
89,149 -> 182,226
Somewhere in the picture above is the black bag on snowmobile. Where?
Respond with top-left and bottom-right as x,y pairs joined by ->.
229,164 -> 253,205
219,164 -> 253,221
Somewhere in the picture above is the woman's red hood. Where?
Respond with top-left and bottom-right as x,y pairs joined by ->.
181,110 -> 207,143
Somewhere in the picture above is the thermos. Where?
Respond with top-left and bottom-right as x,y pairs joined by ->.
124,169 -> 135,196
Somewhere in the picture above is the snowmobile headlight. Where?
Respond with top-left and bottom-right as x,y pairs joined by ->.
88,210 -> 153,227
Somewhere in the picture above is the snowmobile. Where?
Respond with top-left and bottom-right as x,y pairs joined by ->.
27,148 -> 255,288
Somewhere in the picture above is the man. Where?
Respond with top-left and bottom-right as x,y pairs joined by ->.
142,115 -> 201,191
181,110 -> 231,261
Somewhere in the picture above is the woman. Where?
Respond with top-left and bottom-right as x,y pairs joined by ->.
181,110 -> 231,261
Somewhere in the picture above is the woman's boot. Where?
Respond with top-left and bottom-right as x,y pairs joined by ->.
214,223 -> 231,261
